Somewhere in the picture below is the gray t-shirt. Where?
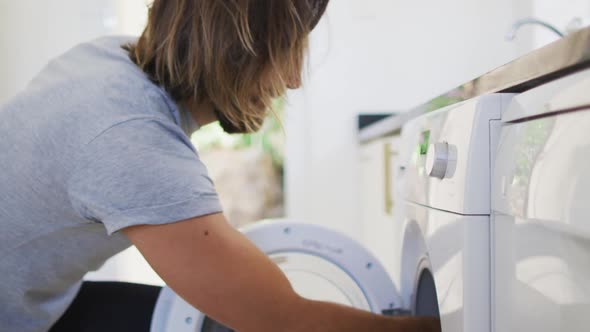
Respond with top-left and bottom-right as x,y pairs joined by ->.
0,36 -> 223,331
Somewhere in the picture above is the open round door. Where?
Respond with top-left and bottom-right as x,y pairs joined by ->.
151,219 -> 402,332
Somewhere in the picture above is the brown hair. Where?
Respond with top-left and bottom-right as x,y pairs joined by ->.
125,0 -> 329,133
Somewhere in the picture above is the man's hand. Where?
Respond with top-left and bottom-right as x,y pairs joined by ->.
123,213 -> 441,332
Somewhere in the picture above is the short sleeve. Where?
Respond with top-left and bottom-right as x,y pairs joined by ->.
67,118 -> 223,235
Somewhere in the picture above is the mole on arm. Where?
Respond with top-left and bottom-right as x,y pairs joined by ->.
204,230 -> 209,236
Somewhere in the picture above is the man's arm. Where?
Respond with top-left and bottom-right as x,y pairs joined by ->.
123,213 -> 440,332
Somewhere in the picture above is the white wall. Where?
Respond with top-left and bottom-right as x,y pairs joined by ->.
530,0 -> 590,48
0,0 -> 147,103
285,0 -> 536,239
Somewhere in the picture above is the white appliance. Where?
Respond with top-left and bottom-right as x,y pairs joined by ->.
396,94 -> 514,332
149,93 -> 515,332
492,68 -> 590,332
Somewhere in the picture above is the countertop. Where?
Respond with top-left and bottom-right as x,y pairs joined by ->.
358,26 -> 590,143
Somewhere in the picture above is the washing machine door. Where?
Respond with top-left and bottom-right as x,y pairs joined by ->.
150,219 -> 404,332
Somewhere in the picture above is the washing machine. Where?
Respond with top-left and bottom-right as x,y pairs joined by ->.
396,93 -> 514,332
149,93 -> 514,332
492,67 -> 590,331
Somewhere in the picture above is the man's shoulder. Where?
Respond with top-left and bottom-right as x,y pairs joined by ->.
7,35 -> 182,148
34,35 -> 176,124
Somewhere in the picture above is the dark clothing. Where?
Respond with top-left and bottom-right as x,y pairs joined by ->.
50,282 -> 161,332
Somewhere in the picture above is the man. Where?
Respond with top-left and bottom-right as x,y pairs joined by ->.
0,1 -> 440,331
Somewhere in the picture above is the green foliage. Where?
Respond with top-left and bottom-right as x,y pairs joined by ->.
425,92 -> 465,113
191,98 -> 285,169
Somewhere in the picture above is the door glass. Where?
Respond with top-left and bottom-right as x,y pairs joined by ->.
270,252 -> 370,310
201,251 -> 371,331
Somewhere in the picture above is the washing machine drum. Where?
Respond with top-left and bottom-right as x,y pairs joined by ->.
150,220 -> 402,332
